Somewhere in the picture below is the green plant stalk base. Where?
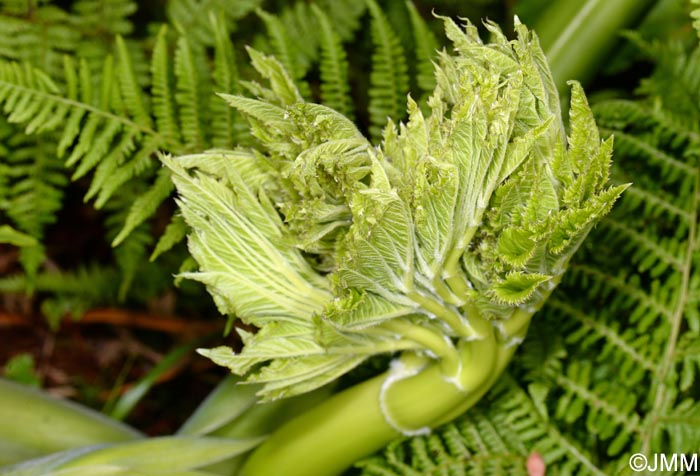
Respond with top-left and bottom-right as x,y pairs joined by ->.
239,328 -> 522,476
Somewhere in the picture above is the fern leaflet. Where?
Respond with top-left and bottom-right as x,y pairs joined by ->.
365,0 -> 409,141
312,5 -> 354,121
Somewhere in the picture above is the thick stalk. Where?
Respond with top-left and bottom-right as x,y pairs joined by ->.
200,383 -> 335,476
433,330 -> 522,427
239,328 -> 502,476
529,0 -> 657,93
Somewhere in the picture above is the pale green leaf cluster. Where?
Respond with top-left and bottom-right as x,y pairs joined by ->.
167,17 -> 623,401
499,27 -> 700,471
369,18 -> 700,475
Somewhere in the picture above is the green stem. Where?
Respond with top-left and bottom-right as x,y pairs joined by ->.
433,327 -> 524,427
204,385 -> 336,476
529,0 -> 657,93
379,318 -> 460,377
431,273 -> 464,306
407,290 -> 476,338
443,226 -> 477,286
239,324 -> 502,476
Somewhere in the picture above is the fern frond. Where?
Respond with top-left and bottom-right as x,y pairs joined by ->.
87,137 -> 159,209
151,25 -> 182,145
279,3 -> 318,75
112,168 -> 174,247
358,376 -> 603,476
405,1 -> 438,98
0,264 -> 119,298
635,41 -> 700,132
510,38 -> 700,470
312,5 -> 354,120
70,0 -> 137,37
314,0 -> 366,42
209,13 -> 240,149
150,215 -> 188,262
365,0 -> 409,141
174,34 -> 208,151
0,135 -> 65,238
0,225 -> 37,247
0,4 -> 80,79
383,0 -> 414,63
0,51 -> 165,200
601,218 -> 685,275
620,184 -> 692,224
0,15 -> 238,248
256,9 -> 307,89
600,127 -> 695,181
116,35 -> 152,129
166,0 -> 262,46
104,182 -> 155,300
0,263 -> 121,327
0,118 -> 66,277
260,0 -> 365,83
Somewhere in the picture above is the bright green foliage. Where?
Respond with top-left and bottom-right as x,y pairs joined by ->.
167,18 -> 623,404
0,225 -> 37,247
210,13 -> 241,149
257,8 -> 310,96
173,34 -> 208,151
255,0 -> 367,81
315,0 -> 368,42
166,0 -> 261,46
0,118 -> 65,277
313,5 -> 354,120
3,354 -> 41,387
0,8 -> 241,295
359,11 -> 700,475
406,1 -> 439,98
523,30 -> 700,471
0,2 -> 105,277
3,3 -> 687,475
104,186 -> 156,301
366,0 -> 409,141
0,0 -> 440,304
0,0 -> 136,79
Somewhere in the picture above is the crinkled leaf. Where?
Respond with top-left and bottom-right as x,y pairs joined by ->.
168,19 -> 626,400
491,272 -> 552,305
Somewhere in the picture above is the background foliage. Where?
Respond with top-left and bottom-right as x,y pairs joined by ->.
1,0 -> 699,475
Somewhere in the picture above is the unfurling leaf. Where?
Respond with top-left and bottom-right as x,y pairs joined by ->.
167,18 -> 624,400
